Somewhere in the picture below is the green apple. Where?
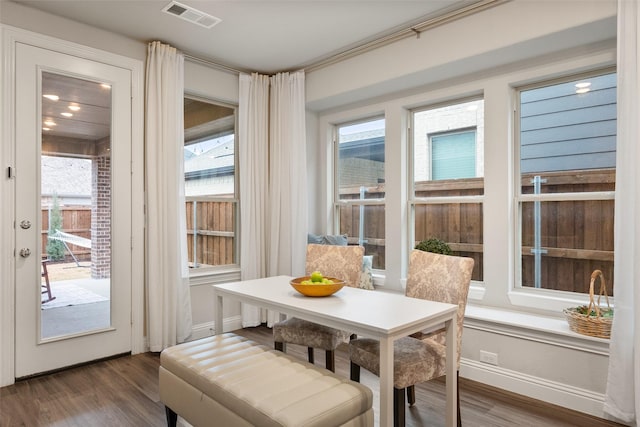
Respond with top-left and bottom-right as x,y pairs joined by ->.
310,271 -> 323,282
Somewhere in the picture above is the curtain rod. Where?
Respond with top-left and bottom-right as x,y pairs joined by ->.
183,53 -> 247,76
182,0 -> 509,76
302,0 -> 509,73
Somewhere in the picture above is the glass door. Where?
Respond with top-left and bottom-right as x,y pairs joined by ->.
15,43 -> 132,378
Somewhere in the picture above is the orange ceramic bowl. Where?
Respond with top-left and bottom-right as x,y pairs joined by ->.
290,276 -> 345,297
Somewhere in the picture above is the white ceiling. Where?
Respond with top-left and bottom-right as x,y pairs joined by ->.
11,0 -> 477,74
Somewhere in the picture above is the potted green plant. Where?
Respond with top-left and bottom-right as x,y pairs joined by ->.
415,238 -> 452,255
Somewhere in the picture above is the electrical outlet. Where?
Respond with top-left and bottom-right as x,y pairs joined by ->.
480,350 -> 498,365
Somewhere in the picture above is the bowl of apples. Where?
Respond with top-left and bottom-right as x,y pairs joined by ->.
290,271 -> 345,297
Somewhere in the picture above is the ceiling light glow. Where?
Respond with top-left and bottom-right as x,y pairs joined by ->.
575,82 -> 591,89
61,112 -> 73,117
44,120 -> 57,126
576,88 -> 591,94
43,127 -> 51,131
68,104 -> 81,111
43,94 -> 59,101
100,83 -> 111,89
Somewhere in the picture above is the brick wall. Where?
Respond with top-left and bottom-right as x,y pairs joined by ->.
91,155 -> 111,279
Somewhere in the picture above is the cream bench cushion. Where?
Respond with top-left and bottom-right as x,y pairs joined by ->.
159,332 -> 374,427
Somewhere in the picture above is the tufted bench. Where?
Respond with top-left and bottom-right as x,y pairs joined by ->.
159,332 -> 374,427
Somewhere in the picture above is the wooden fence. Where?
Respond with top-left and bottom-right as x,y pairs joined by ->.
41,206 -> 91,261
338,168 -> 615,295
186,200 -> 236,267
44,169 -> 615,295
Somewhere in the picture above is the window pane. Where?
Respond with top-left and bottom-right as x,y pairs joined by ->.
412,99 -> 484,281
520,72 -> 616,193
338,204 -> 385,269
414,203 -> 483,281
413,99 -> 484,190
520,200 -> 614,295
184,98 -> 237,268
338,118 -> 385,200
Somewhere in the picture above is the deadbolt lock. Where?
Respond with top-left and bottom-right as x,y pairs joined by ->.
20,220 -> 31,230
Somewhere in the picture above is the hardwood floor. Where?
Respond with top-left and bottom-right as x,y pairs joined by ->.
0,325 -> 623,427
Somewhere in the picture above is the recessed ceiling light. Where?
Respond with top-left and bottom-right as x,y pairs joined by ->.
43,127 -> 51,131
61,112 -> 73,117
44,120 -> 57,126
68,104 -> 81,111
43,94 -> 59,101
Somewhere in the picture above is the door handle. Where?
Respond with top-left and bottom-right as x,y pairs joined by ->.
19,248 -> 31,258
20,220 -> 31,229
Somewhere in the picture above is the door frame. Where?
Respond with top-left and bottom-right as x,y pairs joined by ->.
0,25 -> 145,386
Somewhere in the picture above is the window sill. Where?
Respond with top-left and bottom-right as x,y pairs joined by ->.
188,266 -> 241,286
464,305 -> 610,356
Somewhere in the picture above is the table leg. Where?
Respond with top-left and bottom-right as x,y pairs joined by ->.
379,336 -> 393,427
214,291 -> 223,335
445,316 -> 458,427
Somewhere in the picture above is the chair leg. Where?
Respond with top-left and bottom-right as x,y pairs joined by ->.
41,260 -> 56,303
407,385 -> 415,406
457,371 -> 462,427
274,341 -> 285,353
350,361 -> 360,382
394,387 -> 405,427
165,406 -> 178,427
325,350 -> 335,372
307,347 -> 314,364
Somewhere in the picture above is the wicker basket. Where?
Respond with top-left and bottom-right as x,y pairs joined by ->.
563,270 -> 613,339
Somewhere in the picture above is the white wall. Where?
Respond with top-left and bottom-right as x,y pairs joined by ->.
305,0 -> 618,421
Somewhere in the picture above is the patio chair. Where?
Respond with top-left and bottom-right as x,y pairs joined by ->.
41,260 -> 56,303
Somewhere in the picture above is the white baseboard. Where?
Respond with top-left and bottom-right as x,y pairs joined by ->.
461,358 -> 607,419
190,316 -> 243,341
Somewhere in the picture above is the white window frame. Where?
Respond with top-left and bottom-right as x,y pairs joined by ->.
183,93 -> 240,280
409,97 -> 485,298
509,68 -> 617,312
333,116 -> 385,270
316,44 -> 616,320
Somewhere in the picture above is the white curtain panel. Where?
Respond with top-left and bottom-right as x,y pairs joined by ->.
604,1 -> 640,424
265,71 -> 308,326
268,71 -> 308,278
145,41 -> 193,351
239,73 -> 270,327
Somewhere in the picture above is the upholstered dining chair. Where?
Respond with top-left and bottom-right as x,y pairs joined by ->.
273,243 -> 365,372
349,249 -> 474,427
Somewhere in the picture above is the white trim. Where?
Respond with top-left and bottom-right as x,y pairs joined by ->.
190,316 -> 243,340
188,267 -> 241,287
465,305 -> 610,356
460,358 -> 608,419
0,24 -> 145,384
507,287 -> 607,314
0,24 -> 17,388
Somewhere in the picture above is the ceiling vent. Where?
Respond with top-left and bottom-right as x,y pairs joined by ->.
162,1 -> 222,29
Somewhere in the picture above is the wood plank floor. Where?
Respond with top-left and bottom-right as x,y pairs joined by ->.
0,325 -> 623,427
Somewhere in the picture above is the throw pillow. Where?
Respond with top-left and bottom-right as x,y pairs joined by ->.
307,233 -> 324,244
358,255 -> 374,290
322,234 -> 348,246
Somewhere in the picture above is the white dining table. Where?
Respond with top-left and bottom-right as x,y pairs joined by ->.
213,275 -> 459,427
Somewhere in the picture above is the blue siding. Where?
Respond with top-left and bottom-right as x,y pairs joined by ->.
520,73 -> 616,174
